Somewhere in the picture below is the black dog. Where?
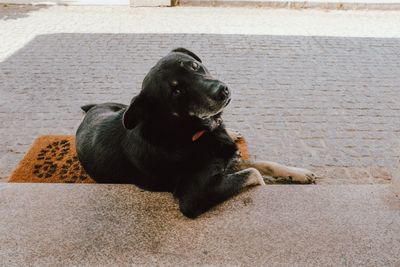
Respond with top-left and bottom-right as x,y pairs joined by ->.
76,48 -> 315,218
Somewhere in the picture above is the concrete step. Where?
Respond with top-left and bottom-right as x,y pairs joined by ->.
180,0 -> 400,10
1,183 -> 399,266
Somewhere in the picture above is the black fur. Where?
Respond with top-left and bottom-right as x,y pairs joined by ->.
76,48 -> 253,218
80,104 -> 96,112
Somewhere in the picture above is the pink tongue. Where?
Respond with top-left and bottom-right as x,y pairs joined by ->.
192,130 -> 205,141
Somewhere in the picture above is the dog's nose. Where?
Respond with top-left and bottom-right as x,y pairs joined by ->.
214,84 -> 230,101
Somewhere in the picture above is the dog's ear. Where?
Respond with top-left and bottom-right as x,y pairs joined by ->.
123,95 -> 145,130
171,48 -> 202,63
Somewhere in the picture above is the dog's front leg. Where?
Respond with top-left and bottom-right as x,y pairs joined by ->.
176,168 -> 265,218
240,161 -> 316,184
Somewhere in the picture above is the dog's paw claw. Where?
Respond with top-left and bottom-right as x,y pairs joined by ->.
287,167 -> 316,184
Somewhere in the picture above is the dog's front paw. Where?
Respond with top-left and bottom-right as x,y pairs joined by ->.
286,167 -> 316,184
243,168 -> 266,187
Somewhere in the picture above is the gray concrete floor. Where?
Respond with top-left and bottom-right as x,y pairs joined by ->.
1,183 -> 399,266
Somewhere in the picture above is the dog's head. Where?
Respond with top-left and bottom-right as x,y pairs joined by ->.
123,48 -> 231,131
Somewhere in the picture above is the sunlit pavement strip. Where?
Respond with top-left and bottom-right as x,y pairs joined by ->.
1,6 -> 400,62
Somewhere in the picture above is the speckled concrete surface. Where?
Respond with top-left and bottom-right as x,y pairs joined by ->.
0,183 -> 399,266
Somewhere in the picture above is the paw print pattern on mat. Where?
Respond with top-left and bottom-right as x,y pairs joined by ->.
60,155 -> 89,183
33,139 -> 89,182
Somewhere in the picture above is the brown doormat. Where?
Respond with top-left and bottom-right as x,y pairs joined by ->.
9,135 -> 94,183
9,135 -> 250,184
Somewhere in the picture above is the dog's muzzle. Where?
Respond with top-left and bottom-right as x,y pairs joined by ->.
212,83 -> 230,102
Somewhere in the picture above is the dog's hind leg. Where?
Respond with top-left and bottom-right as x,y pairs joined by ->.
239,161 -> 316,184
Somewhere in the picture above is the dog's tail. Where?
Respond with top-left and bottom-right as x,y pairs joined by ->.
81,104 -> 97,113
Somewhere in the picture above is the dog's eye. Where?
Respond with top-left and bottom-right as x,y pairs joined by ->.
172,88 -> 181,97
171,80 -> 178,87
191,62 -> 199,71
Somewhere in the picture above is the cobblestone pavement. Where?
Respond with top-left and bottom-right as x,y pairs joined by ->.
1,6 -> 399,183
